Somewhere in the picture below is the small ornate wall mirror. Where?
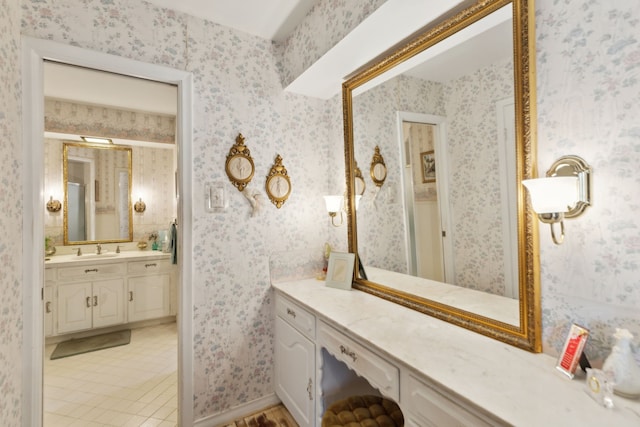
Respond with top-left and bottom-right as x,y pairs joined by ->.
370,146 -> 387,187
265,154 -> 291,208
225,133 -> 255,191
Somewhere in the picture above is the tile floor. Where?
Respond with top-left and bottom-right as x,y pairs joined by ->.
44,322 -> 178,427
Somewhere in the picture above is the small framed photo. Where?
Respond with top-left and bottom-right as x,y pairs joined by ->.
421,150 -> 436,183
325,252 -> 355,291
556,323 -> 589,378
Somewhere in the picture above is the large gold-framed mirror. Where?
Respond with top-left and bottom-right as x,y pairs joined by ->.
343,0 -> 540,351
63,142 -> 133,245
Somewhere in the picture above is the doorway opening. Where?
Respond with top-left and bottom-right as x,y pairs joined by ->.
22,37 -> 194,427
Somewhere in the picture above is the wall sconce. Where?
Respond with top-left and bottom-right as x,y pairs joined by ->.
324,195 -> 362,227
522,155 -> 592,245
46,196 -> 61,213
134,198 -> 147,213
324,195 -> 344,227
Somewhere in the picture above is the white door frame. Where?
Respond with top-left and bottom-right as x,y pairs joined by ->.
395,111 -> 454,282
21,36 -> 194,427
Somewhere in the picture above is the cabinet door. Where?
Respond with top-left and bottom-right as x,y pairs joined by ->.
92,278 -> 126,329
57,282 -> 92,334
127,274 -> 171,322
275,316 -> 315,427
44,286 -> 54,337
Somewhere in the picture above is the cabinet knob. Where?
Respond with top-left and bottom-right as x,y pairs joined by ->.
286,308 -> 296,318
93,296 -> 98,306
45,301 -> 51,313
86,296 -> 91,308
129,291 -> 134,302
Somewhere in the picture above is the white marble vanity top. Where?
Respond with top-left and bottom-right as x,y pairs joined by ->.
364,266 -> 520,325
45,250 -> 170,266
272,279 -> 640,426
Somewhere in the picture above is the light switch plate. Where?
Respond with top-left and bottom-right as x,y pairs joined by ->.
205,182 -> 227,212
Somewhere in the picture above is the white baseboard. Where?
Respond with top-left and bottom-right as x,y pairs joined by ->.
193,393 -> 281,427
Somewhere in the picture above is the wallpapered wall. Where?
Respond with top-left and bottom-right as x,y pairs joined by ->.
535,0 -> 640,363
2,0 -> 640,425
20,0 -> 334,422
45,98 -> 176,144
280,0 -> 386,88
0,0 -> 23,425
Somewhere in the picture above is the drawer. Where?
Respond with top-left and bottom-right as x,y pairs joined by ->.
275,294 -> 315,339
404,373 -> 499,427
57,262 -> 125,280
318,320 -> 399,401
128,258 -> 172,275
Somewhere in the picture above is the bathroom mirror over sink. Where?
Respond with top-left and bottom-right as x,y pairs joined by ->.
343,0 -> 541,351
63,142 -> 133,245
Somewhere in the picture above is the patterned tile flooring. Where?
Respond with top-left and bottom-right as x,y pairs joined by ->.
43,322 -> 178,427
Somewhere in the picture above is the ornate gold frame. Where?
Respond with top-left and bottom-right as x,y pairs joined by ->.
342,0 -> 541,352
265,154 -> 291,209
225,133 -> 255,191
63,141 -> 133,245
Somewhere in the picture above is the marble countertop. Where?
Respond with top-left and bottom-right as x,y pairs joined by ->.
364,266 -> 520,326
45,250 -> 170,267
272,279 -> 640,426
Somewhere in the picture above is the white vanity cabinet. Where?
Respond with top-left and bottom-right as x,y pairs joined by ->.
44,253 -> 176,338
44,269 -> 55,337
402,371 -> 496,427
274,295 -> 316,427
55,263 -> 126,334
127,259 -> 172,322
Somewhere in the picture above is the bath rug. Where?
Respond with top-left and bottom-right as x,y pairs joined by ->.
50,329 -> 131,360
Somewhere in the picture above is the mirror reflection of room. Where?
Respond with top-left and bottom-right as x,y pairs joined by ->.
352,4 -> 521,323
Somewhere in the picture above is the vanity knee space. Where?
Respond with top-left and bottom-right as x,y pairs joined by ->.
273,287 -> 510,427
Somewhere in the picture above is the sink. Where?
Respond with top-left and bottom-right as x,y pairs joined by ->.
78,253 -> 120,259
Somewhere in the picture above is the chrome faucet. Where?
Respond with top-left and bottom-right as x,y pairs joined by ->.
96,243 -> 102,255
74,247 -> 82,256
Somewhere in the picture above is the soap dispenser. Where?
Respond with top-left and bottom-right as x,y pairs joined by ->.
602,328 -> 640,398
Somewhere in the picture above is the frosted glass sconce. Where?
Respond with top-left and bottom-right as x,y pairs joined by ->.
522,155 -> 592,244
324,195 -> 362,227
324,195 -> 344,227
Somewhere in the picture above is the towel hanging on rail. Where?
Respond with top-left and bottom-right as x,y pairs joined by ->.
169,220 -> 178,264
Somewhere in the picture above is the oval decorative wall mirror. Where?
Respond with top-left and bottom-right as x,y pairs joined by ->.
342,0 -> 541,351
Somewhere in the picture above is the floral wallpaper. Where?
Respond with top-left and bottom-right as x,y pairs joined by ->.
45,98 -> 176,144
0,0 -> 23,424
535,0 -> 640,363
20,0 -> 333,422
279,0 -> 387,87
2,0 -> 640,425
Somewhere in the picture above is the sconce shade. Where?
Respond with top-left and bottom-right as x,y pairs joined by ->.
324,195 -> 343,213
522,176 -> 578,214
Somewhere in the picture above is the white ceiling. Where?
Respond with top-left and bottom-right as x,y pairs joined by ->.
143,0 -> 318,42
